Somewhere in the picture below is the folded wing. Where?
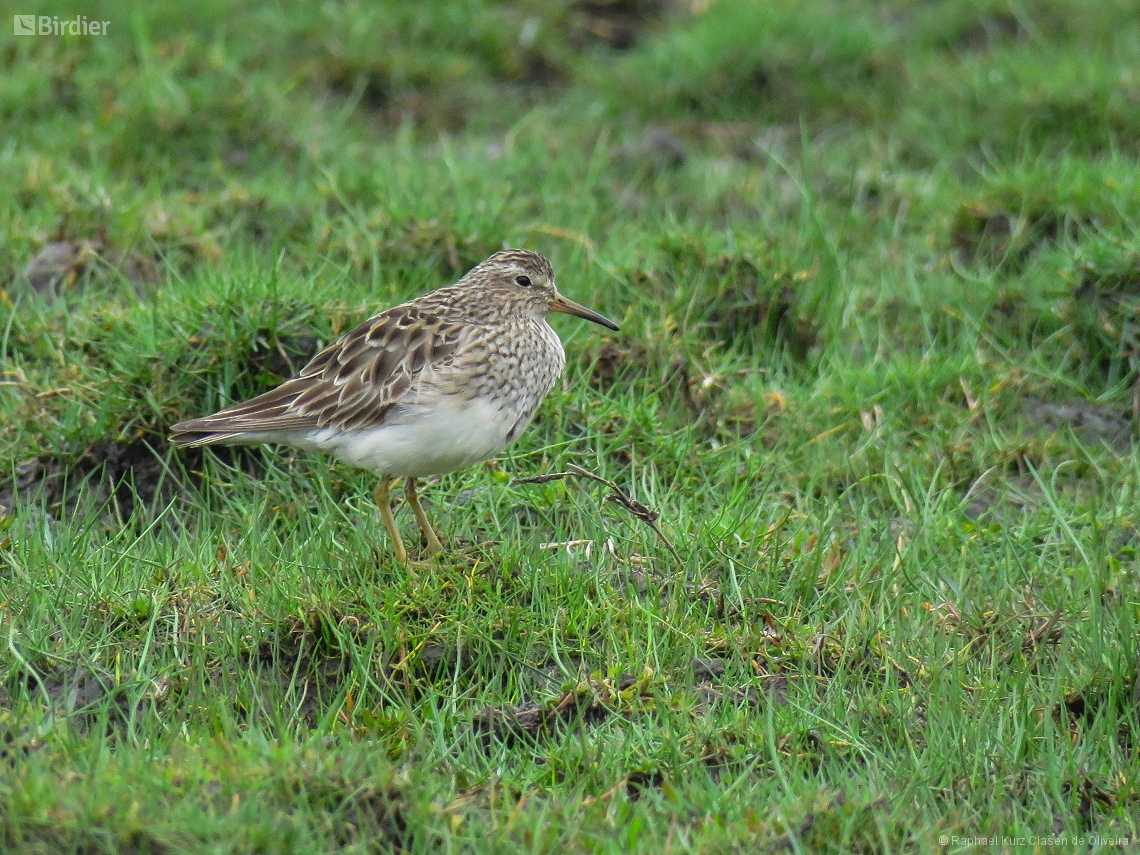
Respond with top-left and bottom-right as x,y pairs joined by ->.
170,303 -> 465,447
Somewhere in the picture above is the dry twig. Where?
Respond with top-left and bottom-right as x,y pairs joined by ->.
515,464 -> 683,565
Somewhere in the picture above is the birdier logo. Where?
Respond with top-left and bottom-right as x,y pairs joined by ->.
13,14 -> 109,36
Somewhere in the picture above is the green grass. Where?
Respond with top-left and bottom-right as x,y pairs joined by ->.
2,0 -> 1140,851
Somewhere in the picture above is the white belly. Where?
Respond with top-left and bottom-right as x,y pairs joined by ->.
303,397 -> 522,478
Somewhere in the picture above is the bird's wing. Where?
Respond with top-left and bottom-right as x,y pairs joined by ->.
170,302 -> 466,444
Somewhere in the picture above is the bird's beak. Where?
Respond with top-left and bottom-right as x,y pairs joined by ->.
549,293 -> 620,331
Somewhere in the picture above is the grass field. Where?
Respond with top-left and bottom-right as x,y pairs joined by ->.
3,0 -> 1140,851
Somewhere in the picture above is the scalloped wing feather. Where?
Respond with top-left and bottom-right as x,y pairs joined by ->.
170,303 -> 465,446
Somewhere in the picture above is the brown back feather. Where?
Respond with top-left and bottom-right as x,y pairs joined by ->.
171,249 -> 555,447
170,301 -> 465,445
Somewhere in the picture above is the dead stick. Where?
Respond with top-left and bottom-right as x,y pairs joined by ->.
515,464 -> 684,565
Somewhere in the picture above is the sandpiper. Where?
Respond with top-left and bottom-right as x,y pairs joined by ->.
170,249 -> 619,564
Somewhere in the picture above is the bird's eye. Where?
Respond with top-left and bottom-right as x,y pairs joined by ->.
515,275 -> 532,288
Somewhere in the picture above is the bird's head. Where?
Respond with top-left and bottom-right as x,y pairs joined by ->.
461,249 -> 619,331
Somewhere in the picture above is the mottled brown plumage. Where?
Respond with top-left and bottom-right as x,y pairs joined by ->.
171,249 -> 618,564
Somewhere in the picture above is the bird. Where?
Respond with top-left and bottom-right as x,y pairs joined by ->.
170,249 -> 619,565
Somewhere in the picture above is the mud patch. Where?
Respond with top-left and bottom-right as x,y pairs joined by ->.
239,625 -> 353,730
472,669 -> 652,742
648,237 -> 819,358
963,473 -> 1043,521
1,820 -> 176,855
616,125 -> 687,171
952,203 -> 1082,268
17,239 -> 160,298
950,12 -> 1026,52
935,598 -> 1065,674
1,435 -> 272,523
1061,778 -> 1117,831
691,655 -> 769,711
21,240 -> 99,294
1060,668 -> 1136,729
9,664 -> 130,736
296,770 -> 410,848
2,438 -> 169,522
813,641 -> 911,691
1064,252 -> 1140,389
703,272 -> 816,359
570,0 -> 673,50
589,340 -> 640,391
315,0 -> 623,130
323,66 -> 473,132
763,791 -> 890,853
625,768 -> 665,800
1022,397 -> 1132,453
413,641 -> 472,680
692,656 -> 725,682
1056,672 -> 1139,794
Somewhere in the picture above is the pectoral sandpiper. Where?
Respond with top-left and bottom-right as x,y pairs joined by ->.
170,249 -> 619,564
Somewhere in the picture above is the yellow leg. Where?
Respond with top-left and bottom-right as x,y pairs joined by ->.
374,475 -> 407,566
405,477 -> 443,556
